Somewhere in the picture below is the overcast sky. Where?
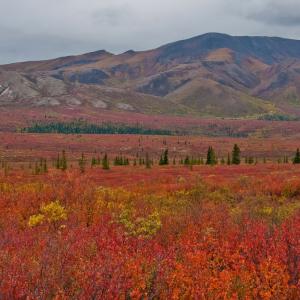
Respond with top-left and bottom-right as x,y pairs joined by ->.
1,0 -> 300,64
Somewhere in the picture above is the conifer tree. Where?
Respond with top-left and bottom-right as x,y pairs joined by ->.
61,150 -> 67,171
102,153 -> 110,170
248,157 -> 254,164
34,162 -> 40,175
293,148 -> 300,164
56,154 -> 60,169
4,162 -> 8,176
232,144 -> 241,165
91,157 -> 97,167
42,159 -> 48,173
79,153 -> 87,173
227,153 -> 231,165
163,149 -> 169,165
145,153 -> 151,169
206,146 -> 217,166
159,156 -> 164,165
184,156 -> 190,166
159,149 -> 169,165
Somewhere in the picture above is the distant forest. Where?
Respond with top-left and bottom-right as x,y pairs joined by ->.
22,120 -> 173,135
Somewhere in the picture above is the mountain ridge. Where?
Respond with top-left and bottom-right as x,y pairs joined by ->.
1,33 -> 300,118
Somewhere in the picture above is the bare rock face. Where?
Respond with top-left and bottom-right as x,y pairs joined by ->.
116,103 -> 134,111
1,33 -> 300,117
91,99 -> 107,108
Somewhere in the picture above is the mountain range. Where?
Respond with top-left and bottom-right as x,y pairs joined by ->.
1,32 -> 300,118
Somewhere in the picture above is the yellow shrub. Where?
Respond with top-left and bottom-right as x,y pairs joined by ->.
28,214 -> 45,227
41,201 -> 67,223
28,201 -> 67,228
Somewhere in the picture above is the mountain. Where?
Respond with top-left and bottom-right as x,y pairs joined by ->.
1,32 -> 300,118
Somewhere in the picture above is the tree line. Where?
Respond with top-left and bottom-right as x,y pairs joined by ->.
21,120 -> 173,135
48,146 -> 300,173
2,145 -> 300,175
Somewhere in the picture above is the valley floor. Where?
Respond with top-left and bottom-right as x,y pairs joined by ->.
1,132 -> 300,298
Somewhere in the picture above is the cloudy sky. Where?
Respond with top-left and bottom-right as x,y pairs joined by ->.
1,0 -> 300,64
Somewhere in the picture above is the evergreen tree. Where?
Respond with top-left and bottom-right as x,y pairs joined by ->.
102,153 -> 110,170
145,153 -> 151,169
227,153 -> 231,165
61,150 -> 67,171
159,149 -> 169,166
248,157 -> 254,164
79,153 -> 87,173
293,148 -> 300,164
163,149 -> 169,165
56,154 -> 60,169
42,159 -> 48,173
231,144 -> 241,165
124,158 -> 129,166
221,157 -> 225,165
91,157 -> 97,167
184,156 -> 190,166
4,162 -> 9,176
34,162 -> 40,175
206,146 -> 217,166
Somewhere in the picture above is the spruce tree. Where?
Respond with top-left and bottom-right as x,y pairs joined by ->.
145,153 -> 151,169
231,144 -> 241,165
102,153 -> 110,170
56,154 -> 60,169
91,157 -> 97,167
79,153 -> 86,173
34,162 -> 40,175
206,146 -> 217,166
61,150 -> 67,171
163,149 -> 169,165
184,156 -> 190,166
248,157 -> 254,164
227,153 -> 231,165
293,148 -> 300,164
42,159 -> 48,173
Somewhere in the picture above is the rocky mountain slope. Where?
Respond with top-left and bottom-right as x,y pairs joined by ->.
1,33 -> 300,118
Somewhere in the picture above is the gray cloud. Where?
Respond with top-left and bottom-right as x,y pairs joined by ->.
1,0 -> 300,64
238,0 -> 300,26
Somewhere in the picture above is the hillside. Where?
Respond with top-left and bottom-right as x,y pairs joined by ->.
1,33 -> 300,118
